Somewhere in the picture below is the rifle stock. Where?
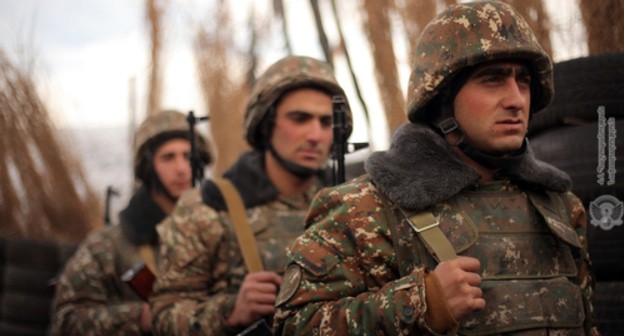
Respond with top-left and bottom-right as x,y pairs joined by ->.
121,260 -> 155,301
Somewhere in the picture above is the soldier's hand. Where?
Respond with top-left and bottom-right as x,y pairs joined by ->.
139,303 -> 152,333
226,271 -> 283,328
433,256 -> 485,321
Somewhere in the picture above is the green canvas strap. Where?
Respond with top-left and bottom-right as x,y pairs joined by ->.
212,178 -> 264,273
403,211 -> 457,262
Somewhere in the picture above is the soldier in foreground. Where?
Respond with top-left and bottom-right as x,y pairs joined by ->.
274,2 -> 599,335
52,110 -> 210,334
150,56 -> 352,335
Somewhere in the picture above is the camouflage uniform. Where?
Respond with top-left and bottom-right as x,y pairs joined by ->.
52,110 -> 208,335
274,2 -> 599,335
150,154 -> 322,335
150,56 -> 351,335
51,215 -> 155,335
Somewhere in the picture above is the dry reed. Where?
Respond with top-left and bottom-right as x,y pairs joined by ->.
146,0 -> 165,116
0,52 -> 102,243
194,3 -> 250,175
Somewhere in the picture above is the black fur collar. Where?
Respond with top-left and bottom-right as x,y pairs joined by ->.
365,123 -> 572,211
201,150 -> 280,210
119,185 -> 166,246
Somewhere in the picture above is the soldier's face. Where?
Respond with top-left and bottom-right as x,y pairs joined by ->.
271,88 -> 334,170
153,138 -> 192,198
452,61 -> 531,155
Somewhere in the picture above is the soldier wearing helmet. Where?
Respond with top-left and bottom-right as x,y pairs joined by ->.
52,110 -> 211,335
275,2 -> 598,335
150,56 -> 352,335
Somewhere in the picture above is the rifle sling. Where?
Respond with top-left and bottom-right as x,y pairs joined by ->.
138,244 -> 159,276
213,178 -> 264,273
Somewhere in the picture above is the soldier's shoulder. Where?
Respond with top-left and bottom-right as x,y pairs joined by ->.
319,174 -> 376,197
163,187 -> 225,238
313,174 -> 381,207
78,225 -> 119,253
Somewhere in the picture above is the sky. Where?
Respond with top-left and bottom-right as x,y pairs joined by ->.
0,0 -> 587,151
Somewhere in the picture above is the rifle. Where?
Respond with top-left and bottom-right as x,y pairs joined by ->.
186,110 -> 210,187
121,260 -> 156,301
332,95 -> 368,186
103,186 -> 119,226
236,319 -> 273,336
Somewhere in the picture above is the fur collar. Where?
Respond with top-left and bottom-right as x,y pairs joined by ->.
119,185 -> 166,246
365,123 -> 572,211
201,150 -> 280,210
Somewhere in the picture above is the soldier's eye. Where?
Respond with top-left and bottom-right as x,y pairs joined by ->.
320,116 -> 333,128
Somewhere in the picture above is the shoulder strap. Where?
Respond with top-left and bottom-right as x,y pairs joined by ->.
138,244 -> 158,275
212,178 -> 265,273
403,211 -> 458,262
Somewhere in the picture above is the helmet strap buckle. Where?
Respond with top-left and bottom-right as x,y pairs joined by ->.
437,117 -> 467,147
438,118 -> 458,135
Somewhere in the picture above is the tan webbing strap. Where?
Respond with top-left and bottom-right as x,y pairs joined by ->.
404,211 -> 457,262
212,178 -> 264,273
138,244 -> 159,276
404,211 -> 459,336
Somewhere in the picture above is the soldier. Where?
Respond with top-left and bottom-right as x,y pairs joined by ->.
52,110 -> 211,335
149,55 -> 352,335
274,2 -> 599,335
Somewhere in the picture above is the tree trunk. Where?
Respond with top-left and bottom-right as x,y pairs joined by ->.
579,0 -> 624,55
505,0 -> 553,56
395,0 -> 437,66
361,0 -> 406,136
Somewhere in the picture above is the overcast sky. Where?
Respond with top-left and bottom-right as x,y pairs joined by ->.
0,0 -> 586,150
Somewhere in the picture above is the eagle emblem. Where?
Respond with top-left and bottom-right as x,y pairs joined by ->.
590,195 -> 623,231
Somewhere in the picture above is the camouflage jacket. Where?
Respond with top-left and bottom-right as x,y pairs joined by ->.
150,150 -> 324,335
52,185 -> 164,335
274,123 -> 599,336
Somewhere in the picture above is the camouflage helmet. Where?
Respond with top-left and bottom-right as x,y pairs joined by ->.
133,109 -> 210,182
244,55 -> 352,150
406,1 -> 553,122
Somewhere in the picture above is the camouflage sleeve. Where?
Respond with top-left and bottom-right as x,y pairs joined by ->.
274,179 -> 430,335
564,191 -> 600,336
52,233 -> 144,335
150,189 -> 236,336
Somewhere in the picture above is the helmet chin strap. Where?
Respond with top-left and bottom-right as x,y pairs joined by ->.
436,117 -> 528,170
268,143 -> 320,179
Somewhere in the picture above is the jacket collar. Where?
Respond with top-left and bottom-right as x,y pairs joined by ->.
119,184 -> 166,246
365,123 -> 572,211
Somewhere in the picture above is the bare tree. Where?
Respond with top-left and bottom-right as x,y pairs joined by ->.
273,0 -> 293,55
330,0 -> 371,128
309,0 -> 333,66
579,0 -> 624,54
